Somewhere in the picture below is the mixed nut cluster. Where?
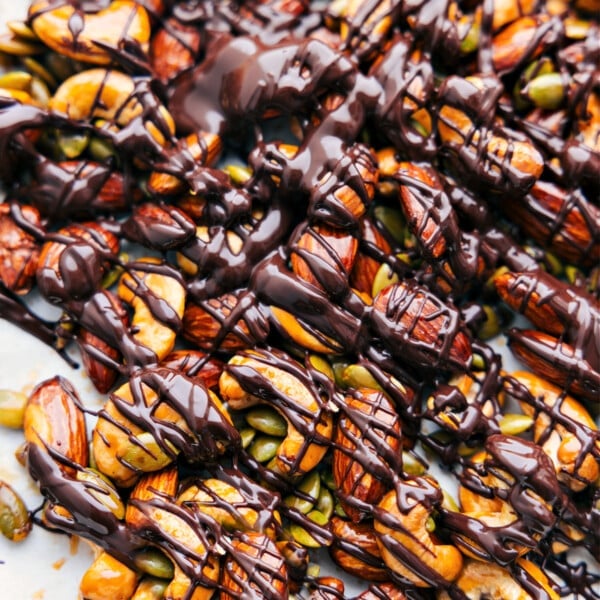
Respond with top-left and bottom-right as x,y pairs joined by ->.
0,0 -> 599,598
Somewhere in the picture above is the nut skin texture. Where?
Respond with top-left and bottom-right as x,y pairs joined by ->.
356,582 -> 407,600
492,16 -> 549,73
161,350 -> 224,391
374,487 -> 463,588
291,224 -> 358,292
0,203 -> 41,294
333,389 -> 402,523
79,551 -> 140,600
24,376 -> 88,471
220,532 -> 288,599
329,517 -> 388,581
151,18 -> 202,83
0,480 -> 32,542
30,0 -> 151,66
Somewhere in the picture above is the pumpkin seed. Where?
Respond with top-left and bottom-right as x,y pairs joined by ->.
0,480 -> 31,542
459,18 -> 480,54
122,432 -> 176,472
57,131 -> 90,159
425,516 -> 436,533
499,413 -> 534,436
442,490 -> 459,512
0,34 -> 45,56
0,389 -> 27,429
341,364 -> 382,391
131,578 -> 169,600
0,71 -> 32,91
289,510 -> 328,548
21,57 -> 57,89
373,206 -> 406,243
372,262 -> 400,297
524,72 -> 565,110
76,468 -> 125,519
44,53 -> 76,82
478,305 -> 501,341
29,76 -> 50,106
284,472 -> 320,514
402,451 -> 426,476
223,164 -> 252,185
133,549 -> 175,579
88,137 -> 116,161
308,354 -> 334,381
240,427 -> 256,449
246,406 -> 287,437
7,21 -> 38,42
320,470 -> 336,491
316,487 -> 333,520
248,435 -> 280,463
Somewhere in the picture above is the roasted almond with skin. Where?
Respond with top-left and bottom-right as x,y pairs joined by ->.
151,18 -> 202,83
24,376 -> 88,470
370,281 -> 472,371
221,532 -> 288,599
290,224 -> 358,292
350,217 -> 392,296
0,203 -> 41,294
333,389 -> 402,522
356,582 -> 407,599
330,517 -> 388,581
162,350 -> 224,391
78,291 -> 128,394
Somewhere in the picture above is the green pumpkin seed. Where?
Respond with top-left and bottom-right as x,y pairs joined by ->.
0,34 -> 45,56
524,72 -> 565,110
0,71 -> 32,91
0,481 -> 31,542
442,490 -> 459,512
248,435 -> 280,463
341,364 -> 382,391
565,265 -> 582,286
373,206 -> 406,244
308,354 -> 334,381
224,164 -> 252,185
478,305 -> 501,341
459,19 -> 479,54
425,516 -> 436,533
471,353 -> 485,370
21,57 -> 57,89
372,263 -> 400,297
133,549 -> 175,579
320,470 -> 336,491
131,578 -> 169,600
499,414 -> 534,436
409,117 -> 429,137
44,53 -> 76,82
29,76 -> 50,106
122,432 -> 176,472
240,427 -> 256,449
0,389 -> 27,429
88,137 -> 116,161
334,502 -> 348,518
316,486 -> 333,520
306,564 -> 321,578
7,21 -> 38,42
76,468 -> 125,519
246,406 -> 287,437
331,361 -> 350,388
57,131 -> 90,159
289,510 -> 328,548
402,451 -> 426,476
284,471 -> 320,514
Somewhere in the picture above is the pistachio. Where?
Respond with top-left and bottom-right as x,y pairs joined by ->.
248,435 -> 281,463
0,481 -> 31,542
133,549 -> 175,579
341,364 -> 382,391
246,406 -> 288,437
224,163 -> 252,185
499,413 -> 534,436
0,389 -> 28,429
308,354 -> 335,381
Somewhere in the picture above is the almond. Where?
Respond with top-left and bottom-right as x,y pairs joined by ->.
162,349 -> 224,390
24,376 -> 88,470
150,18 -> 201,83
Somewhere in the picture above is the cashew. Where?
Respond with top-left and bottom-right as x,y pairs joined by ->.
117,258 -> 186,363
29,0 -> 151,65
79,551 -> 140,600
219,349 -> 334,480
374,481 -> 463,587
437,558 -> 559,600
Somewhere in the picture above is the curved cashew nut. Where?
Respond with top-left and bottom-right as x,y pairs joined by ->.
219,349 -> 334,480
437,558 -> 559,600
49,68 -> 175,146
508,371 -> 599,491
374,481 -> 463,587
117,257 -> 186,363
29,0 -> 151,65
